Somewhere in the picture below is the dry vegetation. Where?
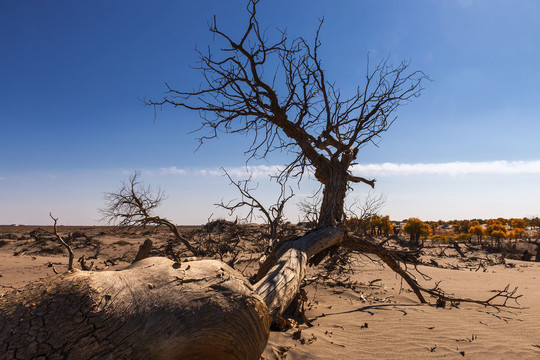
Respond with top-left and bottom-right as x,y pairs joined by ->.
1,220 -> 540,359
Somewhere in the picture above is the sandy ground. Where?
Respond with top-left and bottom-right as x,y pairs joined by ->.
1,225 -> 539,359
263,257 -> 540,359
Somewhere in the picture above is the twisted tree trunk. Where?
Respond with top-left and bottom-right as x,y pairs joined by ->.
317,163 -> 349,228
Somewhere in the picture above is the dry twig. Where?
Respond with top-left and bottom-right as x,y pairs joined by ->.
49,212 -> 74,271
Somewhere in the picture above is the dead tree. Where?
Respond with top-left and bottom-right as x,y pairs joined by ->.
101,171 -> 198,256
144,0 -> 426,321
150,0 -> 426,322
346,192 -> 387,221
297,188 -> 322,226
146,0 -> 427,229
216,167 -> 293,240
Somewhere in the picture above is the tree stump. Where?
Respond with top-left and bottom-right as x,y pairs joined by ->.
133,238 -> 153,263
0,257 -> 269,360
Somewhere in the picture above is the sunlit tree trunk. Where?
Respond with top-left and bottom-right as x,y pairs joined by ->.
318,163 -> 349,228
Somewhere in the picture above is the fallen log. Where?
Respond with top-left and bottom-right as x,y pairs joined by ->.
0,257 -> 269,360
0,227 -> 345,359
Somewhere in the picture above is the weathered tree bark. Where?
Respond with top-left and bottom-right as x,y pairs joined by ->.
317,164 -> 349,228
133,238 -> 152,263
0,226 -> 347,359
255,227 -> 345,319
0,258 -> 269,360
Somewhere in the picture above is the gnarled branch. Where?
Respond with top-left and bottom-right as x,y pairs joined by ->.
101,171 -> 198,256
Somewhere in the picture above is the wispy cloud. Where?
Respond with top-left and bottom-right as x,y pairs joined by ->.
159,160 -> 540,179
159,165 -> 284,179
351,160 -> 540,176
160,166 -> 187,176
216,165 -> 283,179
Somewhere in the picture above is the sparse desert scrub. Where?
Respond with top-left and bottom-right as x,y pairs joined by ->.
112,239 -> 132,246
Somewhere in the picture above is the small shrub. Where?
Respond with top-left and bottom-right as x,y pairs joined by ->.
38,246 -> 65,255
71,231 -> 87,238
456,233 -> 470,242
204,219 -> 237,233
112,240 -> 132,246
430,235 -> 451,243
0,233 -> 18,240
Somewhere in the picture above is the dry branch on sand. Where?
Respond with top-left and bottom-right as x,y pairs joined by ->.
347,234 -> 522,310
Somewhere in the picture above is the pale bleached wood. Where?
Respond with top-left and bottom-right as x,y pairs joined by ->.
0,257 -> 269,360
255,227 -> 345,318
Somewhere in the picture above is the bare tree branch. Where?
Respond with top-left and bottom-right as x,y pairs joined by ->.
297,189 -> 322,226
216,167 -> 294,240
345,192 -> 387,221
101,171 -> 198,256
420,282 -> 522,310
49,212 -> 74,271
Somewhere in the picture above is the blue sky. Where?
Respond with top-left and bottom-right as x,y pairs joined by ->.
1,0 -> 540,225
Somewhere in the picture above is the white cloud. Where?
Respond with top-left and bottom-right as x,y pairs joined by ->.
160,160 -> 540,179
217,165 -> 284,179
351,160 -> 540,176
160,165 -> 284,179
160,166 -> 187,175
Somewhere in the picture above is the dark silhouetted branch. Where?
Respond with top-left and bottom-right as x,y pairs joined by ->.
49,212 -> 74,271
216,167 -> 293,239
101,171 -> 198,256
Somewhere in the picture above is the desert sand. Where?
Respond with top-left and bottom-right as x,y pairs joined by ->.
1,225 -> 539,359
